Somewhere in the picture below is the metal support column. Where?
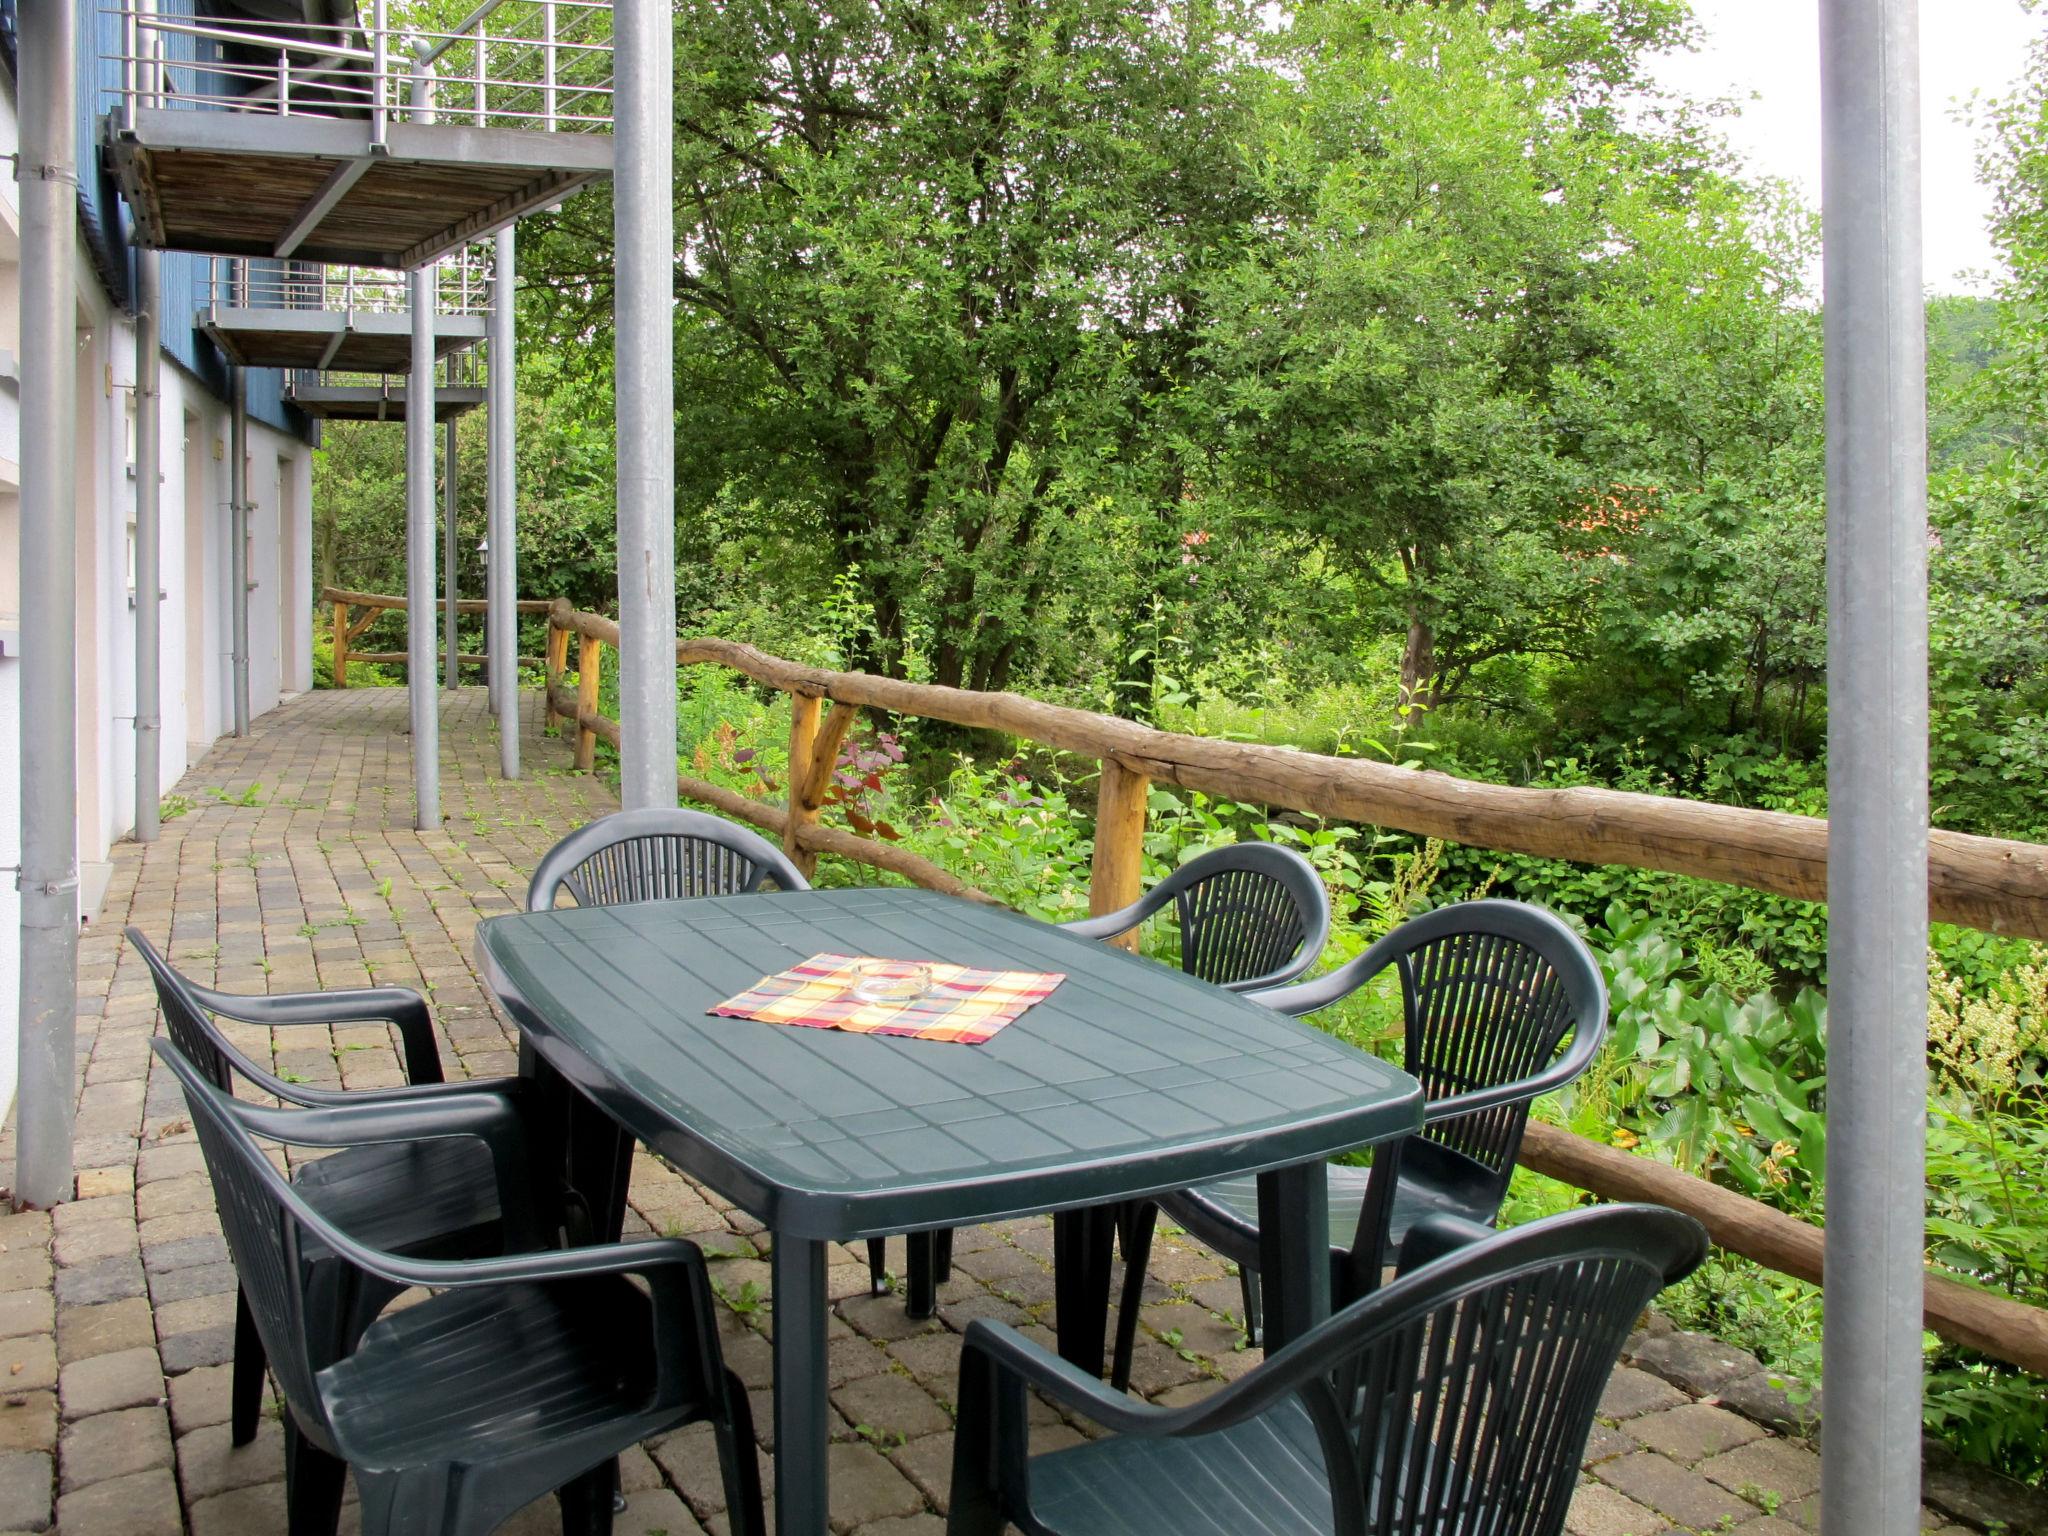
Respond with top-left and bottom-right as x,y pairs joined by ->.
407,45 -> 440,827
229,368 -> 250,736
613,0 -> 678,808
1819,5 -> 1928,1534
488,226 -> 519,778
135,251 -> 163,840
16,0 -> 80,1210
408,272 -> 440,828
443,416 -> 459,690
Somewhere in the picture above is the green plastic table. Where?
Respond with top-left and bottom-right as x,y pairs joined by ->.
476,886 -> 1422,1536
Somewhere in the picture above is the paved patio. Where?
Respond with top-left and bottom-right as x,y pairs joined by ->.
0,686 -> 2022,1534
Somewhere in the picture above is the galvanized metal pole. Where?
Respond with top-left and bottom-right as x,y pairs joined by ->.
443,415 -> 459,691
135,250 -> 163,841
408,271 -> 440,828
488,225 -> 520,778
16,0 -> 80,1211
407,47 -> 441,827
613,0 -> 678,808
230,368 -> 250,736
1819,4 -> 1928,1534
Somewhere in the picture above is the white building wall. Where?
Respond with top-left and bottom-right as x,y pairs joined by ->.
0,74 -> 316,1121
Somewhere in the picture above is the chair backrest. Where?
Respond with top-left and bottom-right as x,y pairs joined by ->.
1281,1205 -> 1706,1536
150,1038 -> 343,1448
527,807 -> 813,911
125,927 -> 304,1103
1166,843 -> 1332,990
1383,901 -> 1605,1204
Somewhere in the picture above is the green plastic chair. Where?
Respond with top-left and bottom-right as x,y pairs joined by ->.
156,1038 -> 766,1536
127,927 -> 546,1452
948,1204 -> 1707,1536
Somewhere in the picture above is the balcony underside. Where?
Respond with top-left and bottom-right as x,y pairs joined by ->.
110,109 -> 611,269
286,381 -> 486,421
204,308 -> 487,372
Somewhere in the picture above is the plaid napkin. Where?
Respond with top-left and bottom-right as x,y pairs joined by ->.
710,952 -> 1064,1045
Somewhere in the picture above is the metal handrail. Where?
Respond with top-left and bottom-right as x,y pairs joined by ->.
207,252 -> 494,316
105,0 -> 613,133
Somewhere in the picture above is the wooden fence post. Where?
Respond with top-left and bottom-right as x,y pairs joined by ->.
785,697 -> 860,879
332,600 -> 350,689
575,633 -> 602,772
1089,759 -> 1151,949
545,619 -> 570,735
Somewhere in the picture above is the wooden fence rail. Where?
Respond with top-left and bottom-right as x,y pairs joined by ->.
335,588 -> 2048,1377
325,586 -> 551,688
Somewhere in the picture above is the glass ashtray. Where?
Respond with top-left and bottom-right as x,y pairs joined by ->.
850,961 -> 934,1004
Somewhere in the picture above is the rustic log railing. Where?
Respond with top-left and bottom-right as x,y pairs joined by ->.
326,586 -> 550,686
331,588 -> 2048,1376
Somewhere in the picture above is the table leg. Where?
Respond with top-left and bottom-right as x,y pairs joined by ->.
1051,1206 -> 1118,1375
772,1234 -> 830,1536
520,1042 -> 634,1246
1256,1162 -> 1330,1354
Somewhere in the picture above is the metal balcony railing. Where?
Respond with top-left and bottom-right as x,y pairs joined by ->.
207,252 -> 493,316
108,0 -> 613,137
292,343 -> 490,393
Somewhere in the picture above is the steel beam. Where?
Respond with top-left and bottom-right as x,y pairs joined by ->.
230,368 -> 250,737
15,0 -> 81,1211
488,225 -> 520,777
444,416 -> 460,690
1819,4 -> 1928,1534
135,250 -> 163,841
408,272 -> 441,828
613,0 -> 678,809
273,154 -> 377,258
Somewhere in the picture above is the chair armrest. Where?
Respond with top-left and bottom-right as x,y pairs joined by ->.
1054,891 -> 1158,944
1395,1215 -> 1497,1276
229,1090 -> 533,1245
185,980 -> 445,1085
960,1321 -> 1169,1437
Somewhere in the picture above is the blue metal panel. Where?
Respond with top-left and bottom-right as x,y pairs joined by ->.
0,0 -> 313,440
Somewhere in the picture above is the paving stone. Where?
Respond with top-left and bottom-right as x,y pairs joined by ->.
0,1254 -> 52,1299
0,1339 -> 55,1398
1628,1331 -> 1764,1399
57,1299 -> 155,1365
59,1349 -> 163,1421
0,1396 -> 56,1456
53,1256 -> 145,1308
1582,1422 -> 1635,1466
1726,1520 -> 1807,1536
185,1480 -> 285,1536
51,1218 -> 139,1269
1626,1402 -> 1766,1465
144,1260 -> 236,1308
158,1324 -> 234,1376
0,1296 -> 51,1346
74,1169 -> 134,1202
56,1405 -> 173,1492
0,1450 -> 51,1532
1595,1452 -> 1758,1531
1698,1437 -> 1824,1504
826,1441 -> 925,1532
1566,1481 -> 1671,1536
832,1371 -> 952,1443
1599,1365 -> 1690,1422
165,1364 -> 251,1437
52,1465 -> 180,1536
852,1514 -> 946,1536
174,1418 -> 286,1500
839,1294 -> 945,1344
1711,1371 -> 1823,1437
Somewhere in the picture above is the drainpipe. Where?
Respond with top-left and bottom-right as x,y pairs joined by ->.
488,225 -> 519,777
613,0 -> 678,809
230,367 -> 250,736
1819,4 -> 1928,1534
407,46 -> 440,827
135,250 -> 163,840
443,415 -> 458,691
16,0 -> 81,1211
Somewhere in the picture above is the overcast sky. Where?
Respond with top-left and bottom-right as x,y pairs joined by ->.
1646,0 -> 2041,293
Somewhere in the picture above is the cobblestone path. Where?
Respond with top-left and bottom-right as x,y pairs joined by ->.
0,686 -> 2028,1534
